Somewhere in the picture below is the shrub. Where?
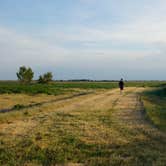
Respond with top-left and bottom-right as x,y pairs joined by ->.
38,72 -> 53,84
13,104 -> 25,110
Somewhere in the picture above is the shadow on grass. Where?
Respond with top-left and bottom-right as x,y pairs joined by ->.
0,92 -> 93,114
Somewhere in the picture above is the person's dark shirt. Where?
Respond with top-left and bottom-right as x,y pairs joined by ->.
119,80 -> 124,88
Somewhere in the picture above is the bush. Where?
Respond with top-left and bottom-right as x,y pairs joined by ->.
38,72 -> 53,84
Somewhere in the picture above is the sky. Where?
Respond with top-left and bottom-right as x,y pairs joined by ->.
0,0 -> 166,80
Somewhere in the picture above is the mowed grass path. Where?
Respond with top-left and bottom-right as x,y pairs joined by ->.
0,87 -> 165,165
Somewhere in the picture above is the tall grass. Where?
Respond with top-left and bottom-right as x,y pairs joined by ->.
142,87 -> 166,131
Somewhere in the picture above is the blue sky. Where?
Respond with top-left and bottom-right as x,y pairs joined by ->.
0,0 -> 166,80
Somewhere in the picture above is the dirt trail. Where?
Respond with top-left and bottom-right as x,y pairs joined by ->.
113,88 -> 166,141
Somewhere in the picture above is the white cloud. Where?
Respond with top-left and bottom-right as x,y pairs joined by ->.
50,17 -> 166,46
0,26 -> 68,66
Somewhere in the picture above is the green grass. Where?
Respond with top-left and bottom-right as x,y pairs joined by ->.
0,81 -> 165,95
142,87 -> 166,131
0,82 -> 65,95
0,81 -> 117,95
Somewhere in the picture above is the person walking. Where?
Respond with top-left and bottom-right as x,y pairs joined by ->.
119,78 -> 124,94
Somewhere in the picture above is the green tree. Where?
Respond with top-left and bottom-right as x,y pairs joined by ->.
17,66 -> 34,84
38,72 -> 53,84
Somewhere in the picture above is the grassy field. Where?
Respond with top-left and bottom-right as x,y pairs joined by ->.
0,81 -> 165,165
142,87 -> 166,131
0,81 -> 165,95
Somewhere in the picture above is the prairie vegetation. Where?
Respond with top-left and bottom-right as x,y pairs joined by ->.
0,81 -> 165,94
142,87 -> 166,131
0,81 -> 165,165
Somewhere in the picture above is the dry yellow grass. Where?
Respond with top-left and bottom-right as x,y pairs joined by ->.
0,87 -> 165,165
0,94 -> 62,111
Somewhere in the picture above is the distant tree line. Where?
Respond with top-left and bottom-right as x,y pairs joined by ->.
16,66 -> 53,84
16,66 -> 122,84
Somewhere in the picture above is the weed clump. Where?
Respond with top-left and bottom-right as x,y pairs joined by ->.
13,104 -> 25,110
